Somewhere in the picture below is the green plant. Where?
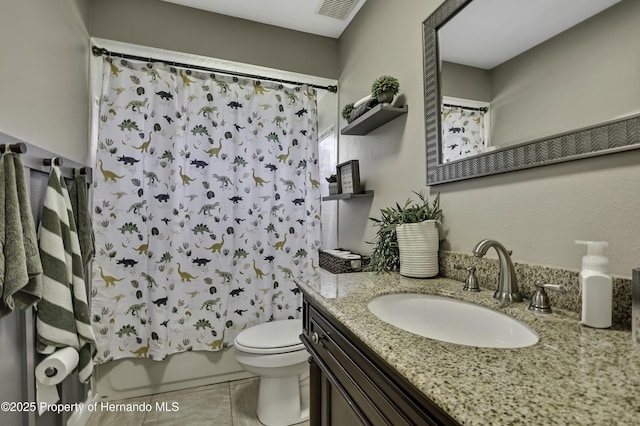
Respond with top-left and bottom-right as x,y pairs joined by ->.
365,191 -> 442,273
325,174 -> 337,183
341,103 -> 354,120
371,75 -> 400,97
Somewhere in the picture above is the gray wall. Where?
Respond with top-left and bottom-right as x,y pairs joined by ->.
337,0 -> 640,277
490,0 -> 640,146
0,0 -> 91,165
441,61 -> 491,102
89,0 -> 339,80
1,1 -> 91,425
441,1 -> 640,148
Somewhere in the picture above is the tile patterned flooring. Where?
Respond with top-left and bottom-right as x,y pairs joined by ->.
85,377 -> 309,426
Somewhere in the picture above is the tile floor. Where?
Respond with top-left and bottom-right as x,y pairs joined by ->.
85,377 -> 309,426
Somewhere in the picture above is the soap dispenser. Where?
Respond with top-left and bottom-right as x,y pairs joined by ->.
575,240 -> 612,328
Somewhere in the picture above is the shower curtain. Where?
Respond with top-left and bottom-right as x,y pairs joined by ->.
441,105 -> 487,163
91,57 -> 321,363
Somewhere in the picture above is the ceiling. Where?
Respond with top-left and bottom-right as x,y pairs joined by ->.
161,0 -> 366,38
439,0 -> 623,69
159,0 -> 622,65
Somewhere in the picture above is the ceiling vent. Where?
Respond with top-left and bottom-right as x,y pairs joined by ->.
316,0 -> 360,20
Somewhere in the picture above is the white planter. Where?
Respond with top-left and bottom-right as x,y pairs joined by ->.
396,220 -> 441,278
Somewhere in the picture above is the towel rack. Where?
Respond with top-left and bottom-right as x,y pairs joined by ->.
0,140 -> 93,184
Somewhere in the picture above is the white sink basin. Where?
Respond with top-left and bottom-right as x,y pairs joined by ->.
368,293 -> 538,348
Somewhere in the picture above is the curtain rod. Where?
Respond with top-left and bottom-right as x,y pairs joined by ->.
92,46 -> 338,93
443,103 -> 488,113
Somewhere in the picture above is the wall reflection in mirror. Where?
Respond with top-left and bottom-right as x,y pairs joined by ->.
424,0 -> 640,184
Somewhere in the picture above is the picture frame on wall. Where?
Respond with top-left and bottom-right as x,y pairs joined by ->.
336,160 -> 361,194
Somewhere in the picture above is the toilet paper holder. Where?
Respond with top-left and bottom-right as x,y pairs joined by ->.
44,367 -> 58,378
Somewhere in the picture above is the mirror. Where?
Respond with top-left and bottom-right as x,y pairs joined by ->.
423,0 -> 640,185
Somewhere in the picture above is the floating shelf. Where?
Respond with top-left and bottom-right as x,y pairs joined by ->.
341,105 -> 408,135
322,190 -> 374,201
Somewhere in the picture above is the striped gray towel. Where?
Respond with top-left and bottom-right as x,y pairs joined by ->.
36,165 -> 96,383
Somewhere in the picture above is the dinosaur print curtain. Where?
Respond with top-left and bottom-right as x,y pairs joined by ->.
91,57 -> 321,363
441,105 -> 488,163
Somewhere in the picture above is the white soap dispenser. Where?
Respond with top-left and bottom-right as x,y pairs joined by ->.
575,240 -> 612,328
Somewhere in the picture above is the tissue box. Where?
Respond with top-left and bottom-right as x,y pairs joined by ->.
318,249 -> 370,274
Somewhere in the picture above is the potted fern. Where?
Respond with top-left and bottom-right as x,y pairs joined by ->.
366,191 -> 443,277
371,75 -> 400,104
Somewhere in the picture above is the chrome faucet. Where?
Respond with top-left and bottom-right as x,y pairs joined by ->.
472,239 -> 522,303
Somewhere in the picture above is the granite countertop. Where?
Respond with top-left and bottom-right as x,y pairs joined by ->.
295,270 -> 640,425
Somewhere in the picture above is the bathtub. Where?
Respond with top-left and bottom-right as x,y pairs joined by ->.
94,346 -> 254,400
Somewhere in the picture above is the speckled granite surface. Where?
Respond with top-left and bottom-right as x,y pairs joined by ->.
439,251 -> 633,329
295,270 -> 640,426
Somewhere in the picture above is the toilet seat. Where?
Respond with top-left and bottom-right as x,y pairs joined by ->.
234,319 -> 304,354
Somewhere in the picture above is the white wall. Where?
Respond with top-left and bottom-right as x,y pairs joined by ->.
337,0 -> 640,278
0,0 -> 90,164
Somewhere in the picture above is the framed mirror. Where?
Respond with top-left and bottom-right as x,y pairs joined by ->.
423,0 -> 640,185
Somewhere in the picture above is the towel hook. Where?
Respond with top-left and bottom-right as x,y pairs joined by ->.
0,143 -> 27,154
75,167 -> 93,185
43,158 -> 63,167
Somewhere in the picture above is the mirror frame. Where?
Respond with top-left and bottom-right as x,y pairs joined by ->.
423,0 -> 640,185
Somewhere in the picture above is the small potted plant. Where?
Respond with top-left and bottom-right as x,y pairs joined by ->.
341,103 -> 355,123
371,75 -> 400,104
366,191 -> 443,276
326,174 -> 339,195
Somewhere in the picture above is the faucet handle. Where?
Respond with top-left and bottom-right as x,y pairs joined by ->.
528,280 -> 567,314
455,264 -> 480,292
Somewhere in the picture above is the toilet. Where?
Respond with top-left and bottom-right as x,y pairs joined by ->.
234,319 -> 309,426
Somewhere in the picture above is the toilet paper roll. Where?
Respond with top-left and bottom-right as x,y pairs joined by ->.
338,254 -> 361,260
35,347 -> 79,414
323,250 -> 352,256
334,254 -> 362,269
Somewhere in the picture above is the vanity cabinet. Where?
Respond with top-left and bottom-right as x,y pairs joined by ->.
300,291 -> 459,426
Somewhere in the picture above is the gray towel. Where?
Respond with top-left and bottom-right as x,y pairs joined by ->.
0,152 -> 43,318
69,169 -> 95,268
36,165 -> 95,383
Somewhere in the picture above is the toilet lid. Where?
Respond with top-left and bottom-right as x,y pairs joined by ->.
234,319 -> 304,353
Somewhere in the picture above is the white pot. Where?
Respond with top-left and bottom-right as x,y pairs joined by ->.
396,220 -> 441,278
375,89 -> 395,104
